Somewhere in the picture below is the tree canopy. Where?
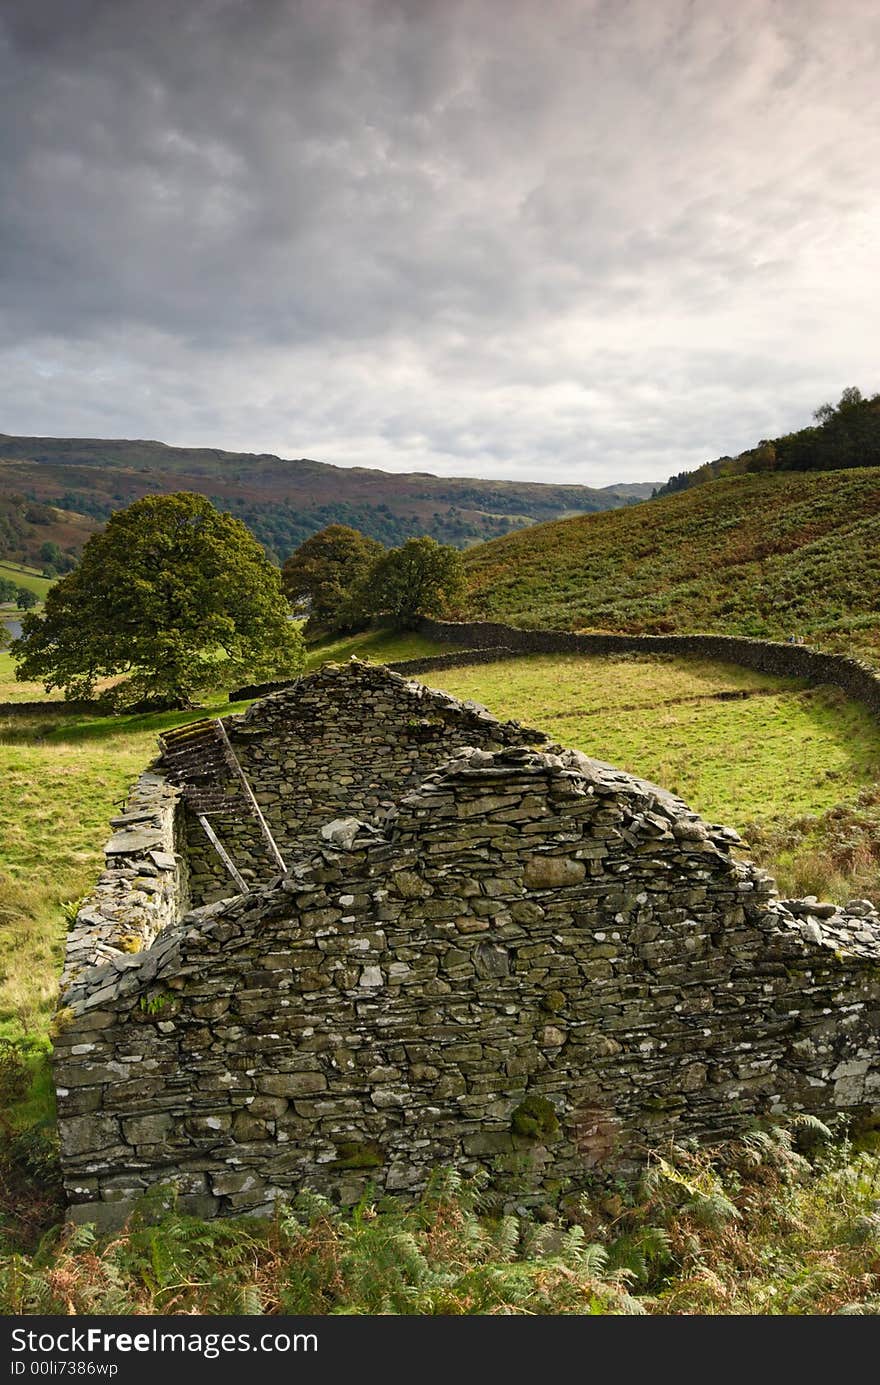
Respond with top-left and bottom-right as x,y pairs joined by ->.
774,387 -> 880,472
12,492 -> 304,707
363,536 -> 466,628
282,524 -> 383,636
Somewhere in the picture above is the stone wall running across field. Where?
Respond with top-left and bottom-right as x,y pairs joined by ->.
53,661 -> 880,1227
417,618 -> 880,716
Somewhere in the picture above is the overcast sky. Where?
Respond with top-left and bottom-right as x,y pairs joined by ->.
1,0 -> 878,485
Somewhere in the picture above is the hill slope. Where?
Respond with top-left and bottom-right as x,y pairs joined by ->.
0,433 -> 654,560
463,467 -> 880,659
0,494 -> 101,572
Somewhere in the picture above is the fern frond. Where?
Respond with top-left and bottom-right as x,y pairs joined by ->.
792,1113 -> 833,1140
238,1282 -> 264,1315
683,1190 -> 740,1229
65,1221 -> 98,1252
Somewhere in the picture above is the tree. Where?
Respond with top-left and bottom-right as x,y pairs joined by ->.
14,586 -> 38,610
362,537 -> 466,628
39,541 -> 62,567
12,492 -> 305,708
814,387 -> 863,424
838,385 -> 864,411
282,524 -> 383,636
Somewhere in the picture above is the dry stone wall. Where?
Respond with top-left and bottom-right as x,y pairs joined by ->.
418,618 -> 880,716
185,663 -> 547,906
227,648 -> 518,702
53,663 -> 880,1227
61,770 -> 188,991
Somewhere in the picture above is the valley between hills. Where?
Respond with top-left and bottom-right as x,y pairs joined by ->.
3,422 -> 880,1314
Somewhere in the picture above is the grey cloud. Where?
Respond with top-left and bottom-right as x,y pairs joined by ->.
1,0 -> 879,483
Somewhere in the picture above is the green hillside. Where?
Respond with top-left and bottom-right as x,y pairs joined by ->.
463,467 -> 880,660
0,494 -> 100,572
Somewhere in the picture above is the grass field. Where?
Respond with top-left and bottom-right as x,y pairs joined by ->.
0,650 -> 66,703
0,560 -> 52,601
430,653 -> 880,827
303,626 -> 462,669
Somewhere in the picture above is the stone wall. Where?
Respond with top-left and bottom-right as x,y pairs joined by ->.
386,648 -> 520,675
61,769 -> 188,992
185,662 -> 547,906
53,666 -> 880,1227
0,700 -> 99,717
227,648 -> 519,702
418,618 -> 880,716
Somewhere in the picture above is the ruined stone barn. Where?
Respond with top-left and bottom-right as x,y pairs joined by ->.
54,660 -> 880,1224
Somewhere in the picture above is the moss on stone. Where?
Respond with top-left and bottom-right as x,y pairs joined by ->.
332,1140 -> 385,1169
115,934 -> 143,954
49,1006 -> 75,1037
510,1093 -> 560,1143
541,990 -> 566,1013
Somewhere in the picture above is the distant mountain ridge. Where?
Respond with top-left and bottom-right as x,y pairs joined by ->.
0,433 -> 655,561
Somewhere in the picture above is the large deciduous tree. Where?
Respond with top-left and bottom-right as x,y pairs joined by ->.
282,524 -> 383,636
364,536 -> 466,628
12,492 -> 304,708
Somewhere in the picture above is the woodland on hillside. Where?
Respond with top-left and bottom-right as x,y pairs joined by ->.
658,387 -> 880,496
0,495 -> 96,574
